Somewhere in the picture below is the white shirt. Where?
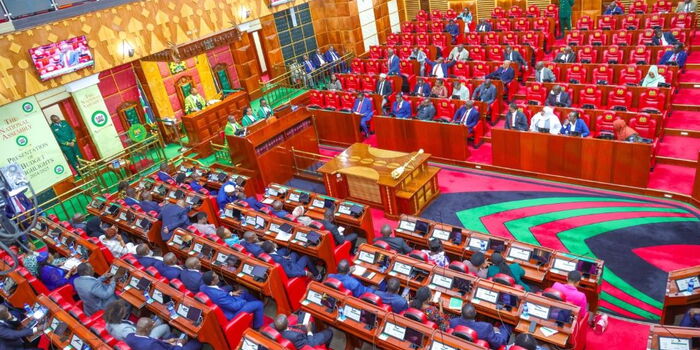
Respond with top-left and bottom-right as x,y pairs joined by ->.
452,86 -> 470,101
432,64 -> 445,78
529,113 -> 562,134
449,48 -> 469,62
99,235 -> 137,257
316,54 -> 326,65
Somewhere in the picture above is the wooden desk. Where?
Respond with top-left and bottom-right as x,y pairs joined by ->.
547,252 -> 604,312
0,260 -> 36,308
299,281 -> 347,325
470,279 -> 525,326
112,259 -> 229,349
146,181 -> 219,225
661,265 -> 700,325
386,255 -> 434,290
181,90 -> 250,155
515,293 -> 580,348
265,183 -> 376,243
532,63 -> 679,90
491,128 -> 652,187
375,312 -> 438,350
236,329 -> 288,350
318,143 -> 440,219
31,218 -> 109,274
311,108 -> 364,148
647,324 -> 700,350
226,107 -> 319,187
351,243 -> 395,287
536,82 -> 673,113
427,267 -> 479,315
36,294 -> 112,349
174,162 -> 258,195
166,232 -> 295,315
86,198 -> 164,251
427,331 -> 489,350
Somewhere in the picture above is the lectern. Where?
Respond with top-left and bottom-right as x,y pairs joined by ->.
318,143 -> 440,219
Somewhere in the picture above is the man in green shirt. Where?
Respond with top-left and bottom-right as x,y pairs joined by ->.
256,98 -> 273,120
49,115 -> 82,174
184,87 -> 206,114
241,107 -> 258,127
559,0 -> 574,39
223,115 -> 243,136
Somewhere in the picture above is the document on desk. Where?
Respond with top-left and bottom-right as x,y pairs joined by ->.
277,232 -> 293,242
262,198 -> 274,205
352,265 -> 367,276
539,327 -> 558,337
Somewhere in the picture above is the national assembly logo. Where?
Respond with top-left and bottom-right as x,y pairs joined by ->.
91,110 -> 109,127
15,135 -> 28,147
54,165 -> 65,174
21,102 -> 34,113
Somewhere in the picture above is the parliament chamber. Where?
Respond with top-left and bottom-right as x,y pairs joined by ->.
2,0 -> 700,349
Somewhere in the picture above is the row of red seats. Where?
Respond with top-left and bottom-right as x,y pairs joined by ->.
556,44 -> 671,66
352,58 -> 523,80
576,12 -> 694,31
367,45 -> 535,66
490,4 -> 557,19
385,32 -> 546,55
401,17 -> 555,35
524,82 -> 667,114
564,28 -> 690,47
533,62 -> 677,90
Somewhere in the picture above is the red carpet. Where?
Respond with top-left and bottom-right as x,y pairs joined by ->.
656,135 -> 700,160
671,87 -> 700,104
678,68 -> 700,82
665,110 -> 700,130
648,164 -> 695,194
466,142 -> 492,164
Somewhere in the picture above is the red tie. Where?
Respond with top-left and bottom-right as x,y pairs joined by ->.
357,99 -> 363,112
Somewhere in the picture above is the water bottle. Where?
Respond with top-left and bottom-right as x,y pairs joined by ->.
688,279 -> 695,294
167,303 -> 178,319
522,303 -> 529,318
0,280 -> 5,291
480,240 -> 487,251
23,304 -> 33,316
338,306 -> 346,321
69,245 -> 77,256
143,289 -> 151,303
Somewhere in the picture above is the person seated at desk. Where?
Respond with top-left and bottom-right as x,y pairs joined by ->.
431,79 -> 448,98
534,62 -> 556,83
140,191 -> 162,214
237,192 -> 264,211
376,73 -> 393,113
552,271 -> 588,316
157,163 -> 174,183
85,216 -> 106,238
216,227 -> 240,247
200,271 -> 265,328
175,172 -> 203,193
449,303 -> 511,349
241,107 -> 260,127
464,251 -> 488,278
124,187 -> 139,207
184,87 -> 206,115
445,19 -> 459,43
451,81 -> 470,101
180,257 -> 207,293
37,252 -> 78,291
487,252 -> 531,291
352,92 -> 375,137
652,28 -> 678,46
553,46 -> 576,64
505,103 -> 528,131
105,300 -> 170,341
156,253 -> 183,280
422,238 -> 450,267
680,308 -> 700,327
135,243 -> 163,269
217,184 -> 238,214
425,57 -> 456,79
159,200 -> 191,241
409,47 -> 428,76
320,209 -> 358,254
485,61 -> 515,89
125,317 -> 202,350
413,77 -> 432,97
224,115 -> 244,137
100,226 -> 137,258
74,262 -> 118,316
327,260 -> 374,297
659,44 -> 688,69
677,0 -> 697,13
504,46 -> 527,70
257,98 -> 274,120
274,314 -> 334,349
641,65 -> 666,87
191,212 -> 216,236
375,278 -> 409,313
448,44 -> 469,62
452,100 -> 479,132
70,213 -> 87,231
545,85 -> 572,108
560,111 -> 590,137
603,1 -> 623,15
376,224 -> 412,254
613,119 -> 652,143
271,200 -> 290,218
415,98 -> 437,121
475,19 -> 492,32
391,93 -> 412,119
472,79 -> 497,105
505,333 -> 549,350
261,241 -> 321,280
327,74 -> 343,91
0,304 -> 45,349
241,231 -> 264,257
410,286 -> 449,330
292,206 -> 314,226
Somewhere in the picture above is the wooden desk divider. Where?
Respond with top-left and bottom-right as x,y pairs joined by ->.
31,217 -> 109,274
264,183 -> 376,243
166,231 -> 295,315
112,258 -> 229,349
173,162 -> 258,195
661,265 -> 700,325
35,294 -> 112,349
647,324 -> 700,350
236,329 -> 288,350
515,293 -> 581,348
0,259 -> 36,308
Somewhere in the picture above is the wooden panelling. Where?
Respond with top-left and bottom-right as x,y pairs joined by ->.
230,34 -> 262,99
259,15 -> 284,78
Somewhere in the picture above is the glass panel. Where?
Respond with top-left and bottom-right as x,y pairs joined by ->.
4,0 -> 54,19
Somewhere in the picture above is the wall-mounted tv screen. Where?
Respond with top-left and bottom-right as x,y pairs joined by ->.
29,36 -> 94,81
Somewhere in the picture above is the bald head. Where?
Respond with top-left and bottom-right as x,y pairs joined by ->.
135,243 -> 150,257
272,200 -> 283,211
337,259 -> 350,274
381,224 -> 392,237
243,231 -> 257,243
273,314 -> 288,331
135,317 -> 155,335
163,252 -> 177,266
185,257 -> 200,270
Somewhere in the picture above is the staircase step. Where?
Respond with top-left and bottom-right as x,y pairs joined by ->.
656,135 -> 700,161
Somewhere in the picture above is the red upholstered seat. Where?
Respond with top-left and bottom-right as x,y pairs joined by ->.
416,21 -> 429,33
434,99 -> 456,122
526,5 -> 540,17
471,61 -> 489,77
486,46 -> 504,62
622,15 -> 640,30
323,278 -> 352,296
373,240 -> 394,251
449,325 -> 479,342
495,18 -> 512,32
449,261 -> 468,273
567,64 -> 587,84
416,9 -> 428,21
452,61 -> 470,78
397,46 -> 412,60
400,22 -> 413,33
169,278 -> 194,297
145,266 -> 166,282
630,114 -> 657,139
629,0 -> 647,14
533,17 -> 551,32
607,86 -> 633,111
672,13 -> 693,29
589,30 -> 607,46
597,15 -> 616,30
502,32 -> 519,45
483,32 -> 499,46
652,0 -> 673,12
513,18 -> 530,32
656,66 -> 676,88
612,30 -> 632,46
579,85 -> 603,109
401,308 -> 437,329
463,32 -> 480,45
618,65 -> 642,85
408,250 -> 430,262
524,83 -> 547,105
446,9 -> 457,18
521,32 -> 541,47
350,59 -> 364,73
542,287 -> 566,301
639,88 -> 666,114
360,292 -> 391,311
416,33 -> 430,46
592,65 -> 613,84
360,75 -> 377,92
365,60 -> 380,75
323,91 -> 340,110
637,29 -> 655,45
343,75 -> 360,92
565,31 -> 584,46
602,46 -> 622,65
507,5 -> 523,18
386,33 -> 399,46
577,45 -> 597,64
399,60 -> 415,77
431,10 -> 443,20
430,21 -> 443,34
596,112 -> 620,136
491,7 -> 505,18
645,14 -> 665,29
630,45 -> 651,65
576,16 -> 593,31
307,90 -> 323,109
369,46 -> 384,59
470,47 -> 486,61
492,273 -> 515,287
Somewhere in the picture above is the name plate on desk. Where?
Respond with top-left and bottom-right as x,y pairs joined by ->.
659,337 -> 691,350
553,258 -> 577,272
432,229 -> 450,241
431,341 -> 458,350
398,220 -> 416,232
342,304 -> 362,322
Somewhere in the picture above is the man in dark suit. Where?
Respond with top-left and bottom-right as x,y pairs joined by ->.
554,46 -> 576,63
374,278 -> 409,313
376,224 -> 412,254
156,164 -> 174,183
159,200 -> 190,241
505,103 -> 528,131
274,314 -> 333,349
261,241 -> 321,280
534,62 -> 556,83
271,200 -> 289,218
123,187 -> 139,207
503,46 -> 527,69
659,43 -> 688,68
139,192 -> 162,214
472,79 -> 497,105
352,92 -> 375,136
412,78 -> 431,97
376,73 -> 393,113
327,260 -> 374,297
320,209 -> 358,254
425,57 -> 456,79
449,303 -> 511,349
651,28 -> 678,46
545,85 -> 573,107
486,61 -> 515,97
200,272 -> 265,328
386,48 -> 401,76
603,1 -> 623,14
216,182 -> 238,211
236,192 -> 263,211
311,48 -> 328,68
391,93 -> 412,119
135,244 -> 163,269
125,317 -> 201,350
179,257 -> 206,293
240,231 -> 264,257
415,98 -> 436,121
0,304 -> 44,350
156,253 -> 183,280
301,54 -> 316,74
475,19 -> 492,32
452,100 -> 479,133
445,19 -> 460,43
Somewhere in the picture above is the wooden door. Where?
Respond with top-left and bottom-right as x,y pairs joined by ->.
62,99 -> 98,160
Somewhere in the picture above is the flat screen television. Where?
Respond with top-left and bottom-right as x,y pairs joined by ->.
29,36 -> 94,81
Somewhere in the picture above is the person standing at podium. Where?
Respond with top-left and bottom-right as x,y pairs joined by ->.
184,87 -> 206,115
352,92 -> 374,136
